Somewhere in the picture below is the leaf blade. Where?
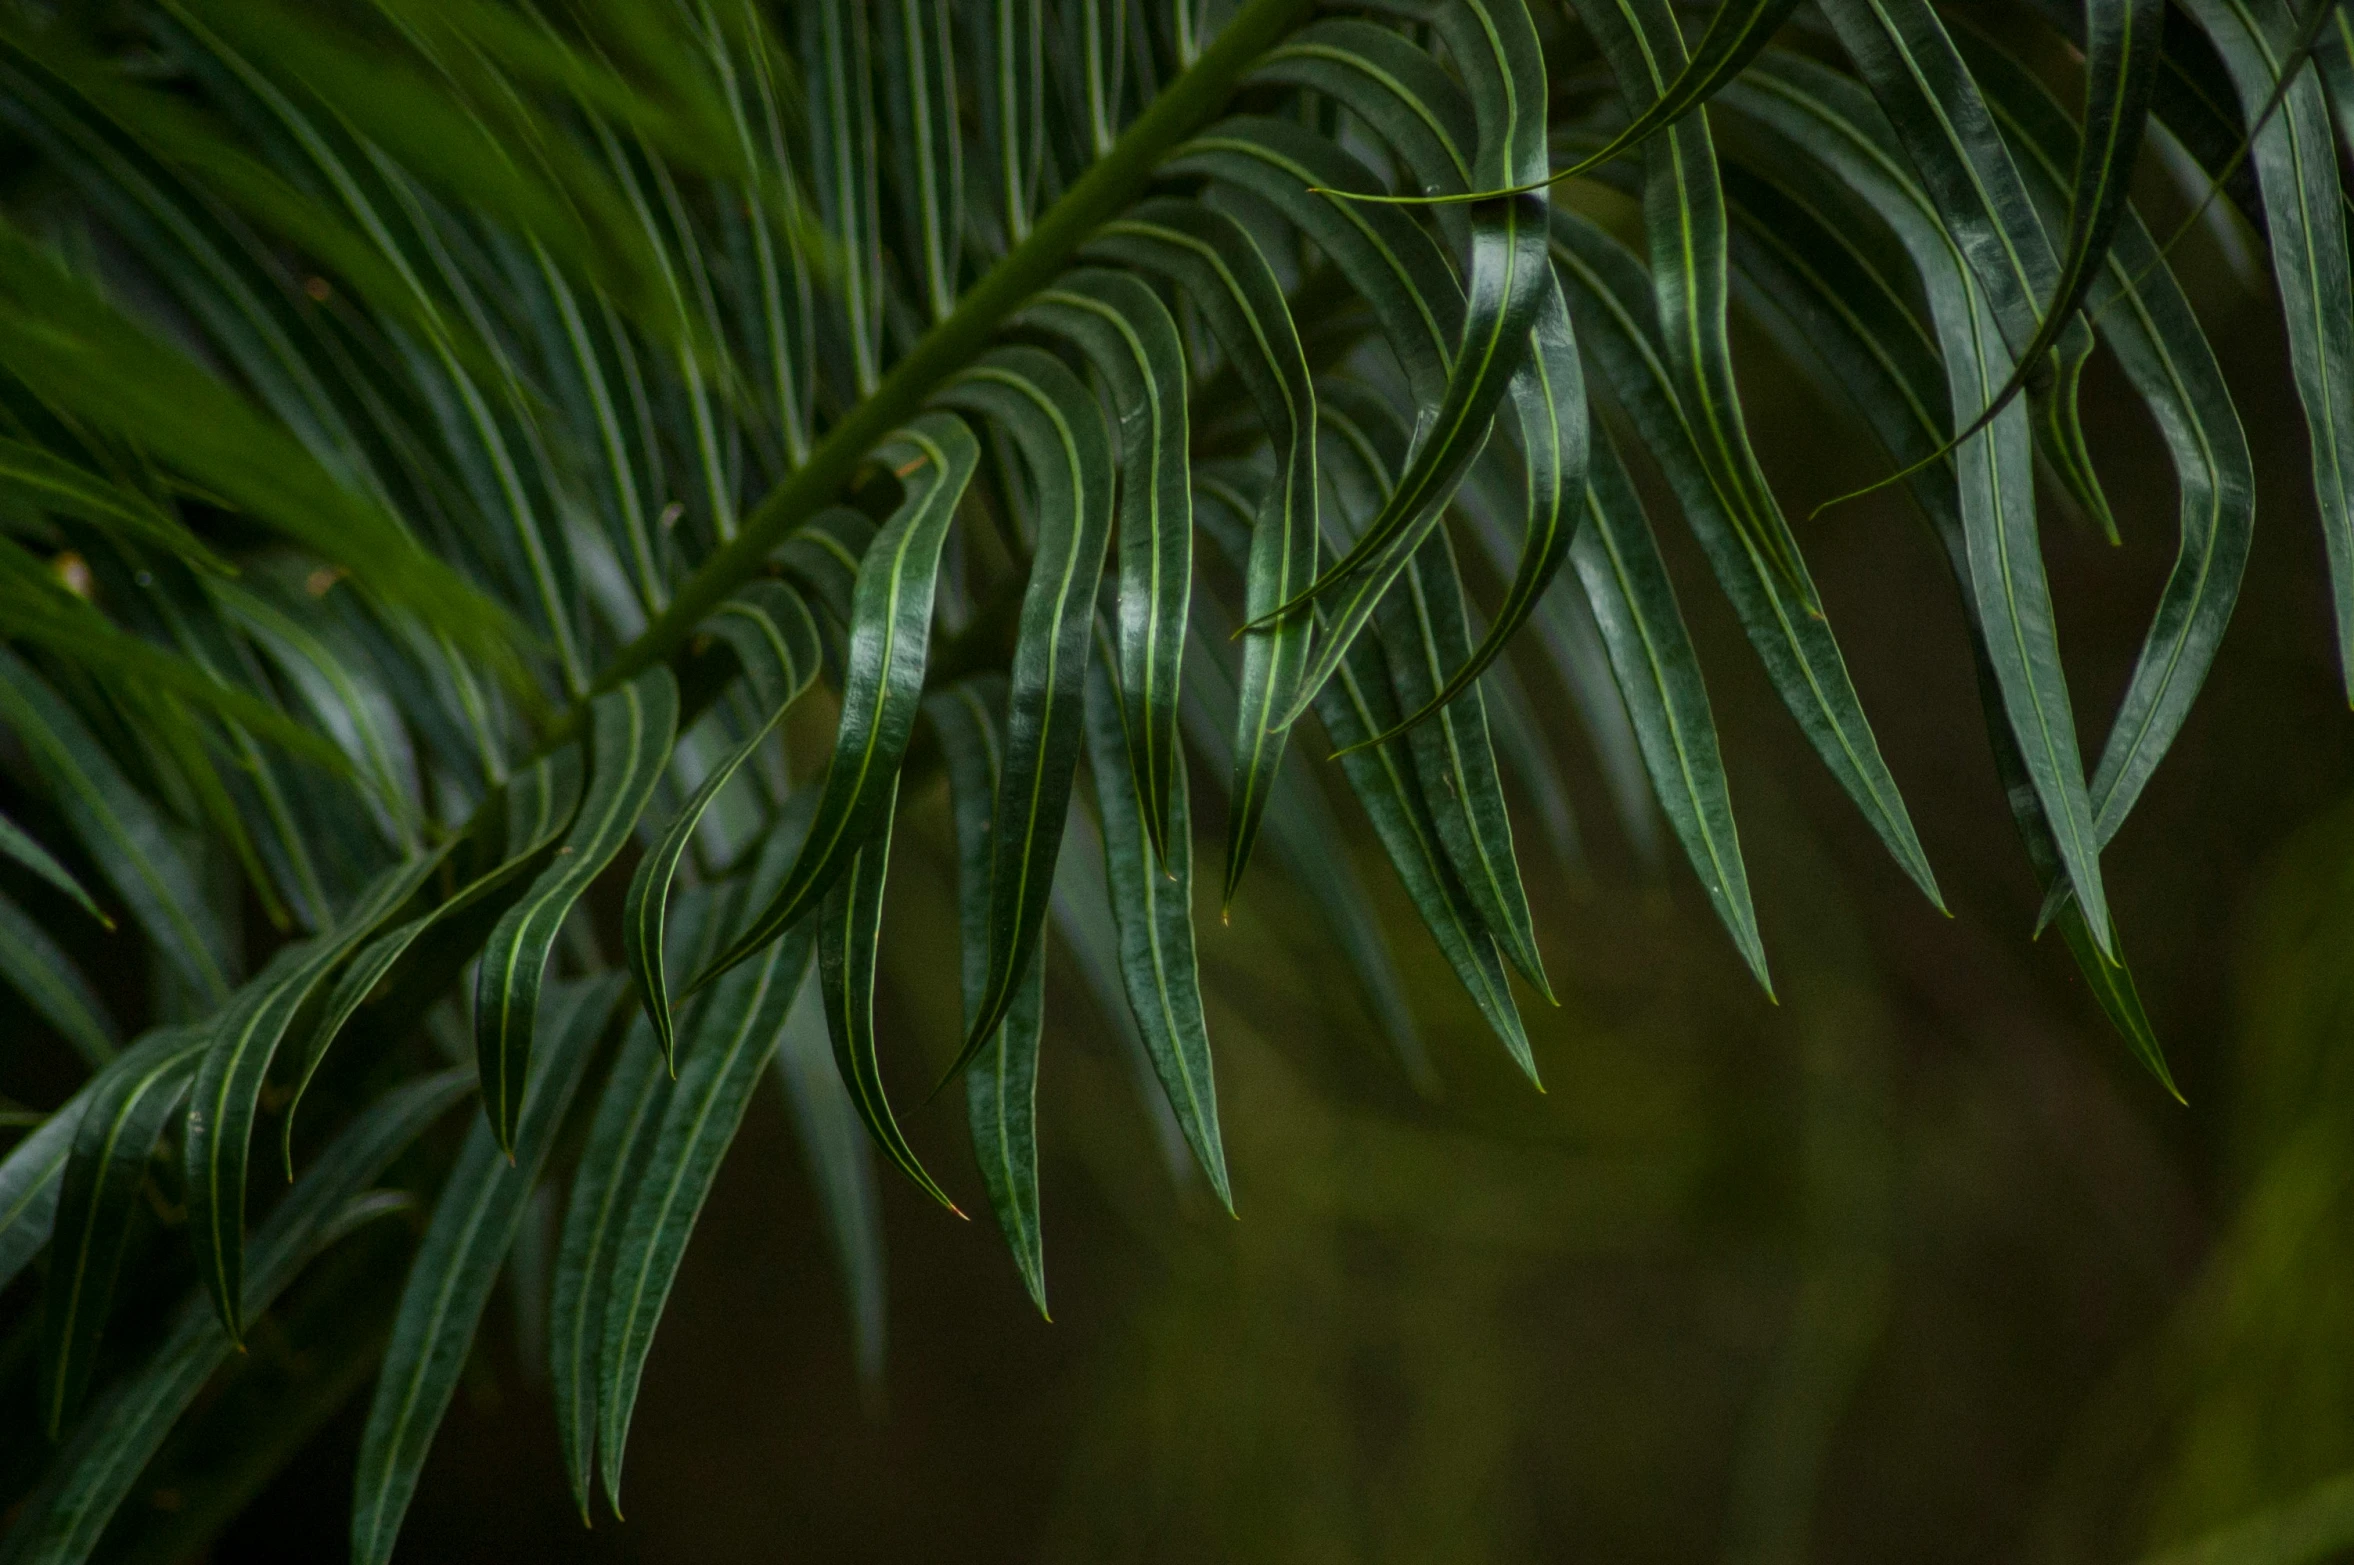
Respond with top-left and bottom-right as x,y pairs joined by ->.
184,851 -> 450,1340
351,976 -> 619,1565
686,414 -> 978,998
37,1031 -> 207,1438
935,346 -> 1115,1071
476,669 -> 678,1153
1083,618 -> 1231,1208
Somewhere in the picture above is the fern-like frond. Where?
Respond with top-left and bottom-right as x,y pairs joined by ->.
0,0 -> 2346,1553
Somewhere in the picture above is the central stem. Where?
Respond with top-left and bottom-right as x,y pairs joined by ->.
588,0 -> 1313,700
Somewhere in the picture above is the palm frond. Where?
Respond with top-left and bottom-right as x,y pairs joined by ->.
0,0 -> 2346,1554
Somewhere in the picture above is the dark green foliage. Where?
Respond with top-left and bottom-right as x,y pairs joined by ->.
0,0 -> 2346,1557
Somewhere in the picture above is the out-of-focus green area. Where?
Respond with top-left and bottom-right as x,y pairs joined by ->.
188,227 -> 2354,1565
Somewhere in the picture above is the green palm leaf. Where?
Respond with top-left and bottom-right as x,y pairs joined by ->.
684,414 -> 978,999
1083,618 -> 1231,1208
475,669 -> 676,1152
2176,0 -> 2354,692
3,0 -> 2345,1544
1321,387 -> 1551,999
934,346 -> 1115,1074
0,808 -> 106,927
183,850 -> 447,1340
598,906 -> 817,1511
1572,0 -> 1819,603
279,756 -> 576,1168
351,977 -> 618,1565
1199,478 -> 1533,1078
1085,199 -> 1318,898
931,674 -> 1050,1309
37,1029 -> 207,1435
1551,207 -> 1941,917
1716,61 -> 2181,1082
1573,425 -> 1768,989
1263,0 -> 1556,729
0,1068 -> 469,1565
624,579 -> 823,1061
1019,271 -> 1195,862
1954,32 -> 2254,846
1178,619 -> 1434,1089
1814,0 -> 2118,533
0,890 -> 117,1067
814,776 -> 961,1213
1728,52 -> 2110,952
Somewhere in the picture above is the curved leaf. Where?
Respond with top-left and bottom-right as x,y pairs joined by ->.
687,413 -> 978,999
282,752 -> 581,1165
184,850 -> 450,1340
597,915 -> 817,1511
623,580 -> 824,1061
1082,619 -> 1231,1208
934,346 -> 1115,1071
1253,19 -> 1476,202
0,1068 -> 470,1565
1550,206 -> 1943,912
476,668 -> 678,1153
2176,0 -> 2354,692
1954,32 -> 2255,844
351,976 -> 619,1565
1726,53 -> 2108,948
928,675 -> 1050,1309
38,1029 -> 207,1437
1718,70 -> 2172,1074
1084,198 -> 1315,898
1167,114 -> 1460,403
1019,269 -> 1195,862
0,890 -> 116,1068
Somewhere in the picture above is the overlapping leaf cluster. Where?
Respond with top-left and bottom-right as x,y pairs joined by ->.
0,0 -> 2343,1555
